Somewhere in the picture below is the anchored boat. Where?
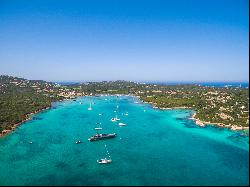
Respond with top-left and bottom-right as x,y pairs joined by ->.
97,158 -> 112,164
88,133 -> 116,141
118,122 -> 126,126
97,144 -> 112,164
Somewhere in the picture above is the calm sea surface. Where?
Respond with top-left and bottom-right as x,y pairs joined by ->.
0,96 -> 248,185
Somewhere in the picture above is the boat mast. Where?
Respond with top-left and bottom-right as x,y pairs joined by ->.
105,144 -> 111,160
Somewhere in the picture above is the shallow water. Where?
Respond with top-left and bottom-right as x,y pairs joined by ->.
0,96 -> 248,186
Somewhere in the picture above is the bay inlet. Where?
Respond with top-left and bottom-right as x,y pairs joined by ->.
0,95 -> 248,185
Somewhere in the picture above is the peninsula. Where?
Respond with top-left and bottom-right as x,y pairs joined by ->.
0,75 -> 249,137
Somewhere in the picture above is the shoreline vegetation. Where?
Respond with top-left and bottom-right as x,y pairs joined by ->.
0,106 -> 50,137
0,75 -> 249,137
140,99 -> 249,131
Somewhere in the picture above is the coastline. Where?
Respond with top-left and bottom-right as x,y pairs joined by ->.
189,113 -> 249,131
0,96 -> 84,138
138,97 -> 249,131
1,94 -> 248,138
0,106 -> 51,138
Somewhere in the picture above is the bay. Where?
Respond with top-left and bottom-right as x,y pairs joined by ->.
0,95 -> 248,186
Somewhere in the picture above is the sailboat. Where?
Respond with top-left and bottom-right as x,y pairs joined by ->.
88,102 -> 92,110
115,115 -> 120,121
97,144 -> 112,164
95,122 -> 102,130
111,114 -> 120,122
111,103 -> 120,121
118,122 -> 126,126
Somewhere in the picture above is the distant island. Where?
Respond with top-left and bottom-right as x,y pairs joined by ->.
0,75 -> 249,137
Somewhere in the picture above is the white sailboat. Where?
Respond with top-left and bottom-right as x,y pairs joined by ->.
88,102 -> 92,110
118,122 -> 126,126
111,114 -> 120,122
115,103 -> 120,120
97,144 -> 112,164
111,96 -> 120,122
95,122 -> 102,130
115,115 -> 120,121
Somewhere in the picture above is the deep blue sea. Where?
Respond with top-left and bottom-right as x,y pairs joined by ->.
0,96 -> 248,185
144,81 -> 249,88
55,81 -> 249,88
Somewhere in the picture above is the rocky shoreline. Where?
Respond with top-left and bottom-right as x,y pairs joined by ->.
189,113 -> 249,131
139,98 -> 249,131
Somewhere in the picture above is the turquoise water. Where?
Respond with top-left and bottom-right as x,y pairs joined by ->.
0,95 -> 248,186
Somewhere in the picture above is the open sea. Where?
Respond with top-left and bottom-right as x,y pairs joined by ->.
0,95 -> 249,186
55,81 -> 249,88
144,81 -> 249,88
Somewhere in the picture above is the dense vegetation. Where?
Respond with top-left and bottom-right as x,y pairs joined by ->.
0,76 -> 63,132
0,75 -> 249,135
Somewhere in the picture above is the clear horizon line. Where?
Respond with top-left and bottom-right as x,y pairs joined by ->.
1,74 -> 249,83
48,79 -> 249,83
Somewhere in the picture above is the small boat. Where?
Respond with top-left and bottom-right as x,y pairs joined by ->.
97,158 -> 112,164
97,144 -> 112,164
124,113 -> 128,116
79,102 -> 82,104
95,127 -> 102,130
99,113 -> 103,116
111,118 -> 117,122
29,141 -> 33,144
118,122 -> 126,126
95,122 -> 102,130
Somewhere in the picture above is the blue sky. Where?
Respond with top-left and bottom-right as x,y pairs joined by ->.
0,0 -> 249,82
